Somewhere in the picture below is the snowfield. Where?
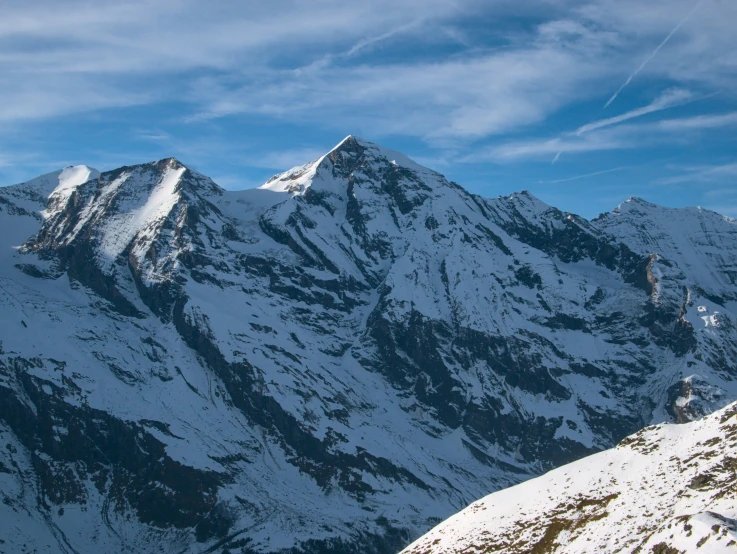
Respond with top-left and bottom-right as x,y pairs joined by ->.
401,401 -> 737,554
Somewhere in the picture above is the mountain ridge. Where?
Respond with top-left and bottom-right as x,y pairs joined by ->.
5,135 -> 735,222
0,137 -> 736,553
401,400 -> 737,554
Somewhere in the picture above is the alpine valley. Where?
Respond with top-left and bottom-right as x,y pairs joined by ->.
0,136 -> 735,554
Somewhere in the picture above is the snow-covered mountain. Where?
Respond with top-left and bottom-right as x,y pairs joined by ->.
1,136 -> 736,553
401,400 -> 737,554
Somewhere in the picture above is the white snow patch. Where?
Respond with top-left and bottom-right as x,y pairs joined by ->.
702,312 -> 720,328
97,166 -> 184,268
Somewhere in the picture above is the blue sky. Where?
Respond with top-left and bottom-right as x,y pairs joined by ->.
1,0 -> 736,218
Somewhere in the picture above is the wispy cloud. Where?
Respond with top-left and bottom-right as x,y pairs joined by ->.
470,126 -> 633,162
657,112 -> 737,131
135,130 -> 172,142
704,187 -> 737,198
488,88 -> 698,163
245,148 -> 328,170
0,0 -> 734,145
510,83 -> 724,163
576,88 -> 694,135
602,0 -> 705,108
576,0 -> 737,91
0,0 -> 468,123
297,18 -> 430,73
1,0 -> 736,188
187,15 -> 622,142
660,162 -> 737,184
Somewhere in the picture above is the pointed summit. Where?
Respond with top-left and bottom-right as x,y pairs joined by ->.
261,135 -> 445,195
329,134 -> 365,151
328,135 -> 435,176
622,196 -> 655,208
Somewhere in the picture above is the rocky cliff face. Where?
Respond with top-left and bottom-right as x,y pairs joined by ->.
401,401 -> 737,554
1,136 -> 736,553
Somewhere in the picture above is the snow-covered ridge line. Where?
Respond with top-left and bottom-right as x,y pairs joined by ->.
3,140 -> 735,225
401,401 -> 737,554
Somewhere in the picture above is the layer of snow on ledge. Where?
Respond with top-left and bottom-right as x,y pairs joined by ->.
41,165 -> 100,217
54,166 -> 99,195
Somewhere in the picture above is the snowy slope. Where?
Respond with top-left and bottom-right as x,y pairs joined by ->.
597,197 -> 737,296
0,166 -> 98,254
0,137 -> 736,553
401,401 -> 737,554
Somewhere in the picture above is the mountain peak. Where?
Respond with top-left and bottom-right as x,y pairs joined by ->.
261,135 -> 443,195
612,196 -> 657,213
29,155 -> 222,278
149,157 -> 188,173
495,190 -> 553,220
606,196 -> 734,222
114,157 -> 188,181
330,134 -> 366,150
103,157 -> 222,197
328,135 -> 433,175
508,190 -> 545,203
625,196 -> 654,206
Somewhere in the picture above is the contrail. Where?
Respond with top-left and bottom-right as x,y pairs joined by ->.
345,19 -> 424,58
580,88 -> 694,135
604,0 -> 705,109
537,165 -> 634,185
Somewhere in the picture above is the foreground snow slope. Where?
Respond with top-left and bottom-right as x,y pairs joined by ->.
0,138 -> 736,553
402,401 -> 737,554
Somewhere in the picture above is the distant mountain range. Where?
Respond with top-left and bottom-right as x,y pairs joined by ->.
1,136 -> 735,553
